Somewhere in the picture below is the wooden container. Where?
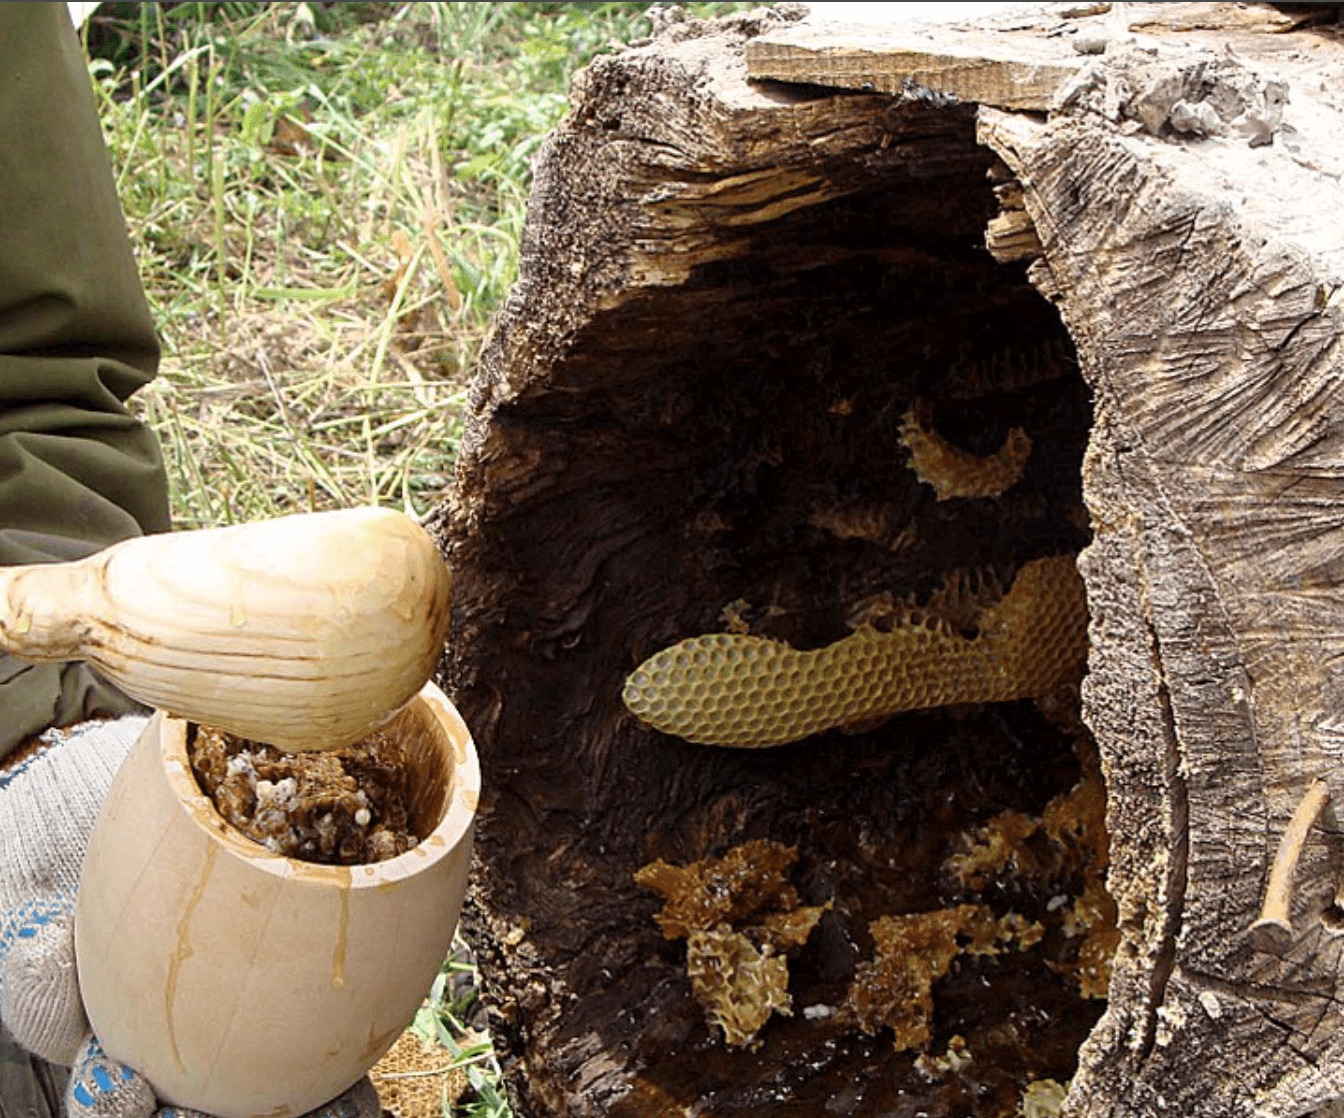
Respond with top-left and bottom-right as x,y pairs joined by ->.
74,681 -> 479,1118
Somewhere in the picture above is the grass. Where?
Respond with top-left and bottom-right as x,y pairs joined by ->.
85,1 -> 748,530
410,940 -> 513,1117
82,3 -> 752,1112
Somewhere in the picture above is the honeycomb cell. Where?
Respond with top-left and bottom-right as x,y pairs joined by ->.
621,556 -> 1086,747
900,406 -> 1033,501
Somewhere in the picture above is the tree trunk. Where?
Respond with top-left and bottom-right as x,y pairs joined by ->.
433,4 -> 1344,1115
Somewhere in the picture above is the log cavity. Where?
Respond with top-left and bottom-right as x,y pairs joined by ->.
445,49 -> 1104,1118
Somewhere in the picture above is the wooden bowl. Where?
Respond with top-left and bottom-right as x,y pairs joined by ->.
74,681 -> 479,1118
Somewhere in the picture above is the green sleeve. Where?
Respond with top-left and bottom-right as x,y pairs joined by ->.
0,3 -> 172,757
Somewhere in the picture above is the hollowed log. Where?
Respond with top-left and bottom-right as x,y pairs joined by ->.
435,4 -> 1344,1115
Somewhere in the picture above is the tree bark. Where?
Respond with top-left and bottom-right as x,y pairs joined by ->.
435,4 -> 1344,1115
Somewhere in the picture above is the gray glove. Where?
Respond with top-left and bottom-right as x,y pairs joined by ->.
0,716 -> 152,1118
0,717 -> 381,1118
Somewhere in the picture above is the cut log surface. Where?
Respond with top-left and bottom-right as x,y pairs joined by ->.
746,14 -> 1087,112
745,3 -> 1321,110
436,3 -> 1344,1116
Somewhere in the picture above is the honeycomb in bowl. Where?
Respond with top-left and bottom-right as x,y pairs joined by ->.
189,725 -> 419,865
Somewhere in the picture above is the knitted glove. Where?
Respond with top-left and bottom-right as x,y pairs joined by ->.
0,717 -> 382,1118
0,717 -> 156,1118
0,717 -> 144,1068
65,1032 -> 381,1118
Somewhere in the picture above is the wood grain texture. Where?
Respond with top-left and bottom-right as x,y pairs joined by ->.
437,8 -> 1095,1116
976,21 -> 1344,1107
745,3 -> 1325,112
0,508 -> 451,751
745,19 -> 1084,112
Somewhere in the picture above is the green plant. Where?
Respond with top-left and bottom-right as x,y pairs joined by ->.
84,2 -> 675,528
413,944 -> 512,1117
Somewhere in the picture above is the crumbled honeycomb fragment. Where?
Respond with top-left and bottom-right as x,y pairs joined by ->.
846,905 -> 1041,1052
190,725 -> 417,865
806,501 -> 916,551
847,906 -> 978,1050
1067,875 -> 1119,999
996,911 -> 1046,951
1020,1078 -> 1069,1118
944,809 -> 1043,889
914,1035 -> 973,1081
945,767 -> 1116,1000
370,1030 -> 469,1118
635,839 -> 799,940
1044,769 -> 1118,996
719,599 -> 754,635
760,903 -> 829,949
622,555 -> 1086,747
685,926 -> 792,1049
1041,766 -> 1107,850
635,840 -> 826,1047
900,406 -> 1032,500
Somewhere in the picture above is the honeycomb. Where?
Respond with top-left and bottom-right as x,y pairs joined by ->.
369,1029 -> 468,1118
685,926 -> 793,1049
946,766 -> 1116,999
846,904 -> 1043,1051
635,839 -> 828,1048
900,405 -> 1032,500
622,555 -> 1086,747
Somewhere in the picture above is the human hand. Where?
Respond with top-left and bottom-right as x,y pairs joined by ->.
1,718 -> 142,1065
0,716 -> 154,1117
62,1034 -> 380,1118
0,718 -> 381,1118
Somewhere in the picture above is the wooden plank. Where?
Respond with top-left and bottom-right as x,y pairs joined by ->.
1126,2 -> 1329,32
744,3 -> 1318,110
745,19 -> 1085,111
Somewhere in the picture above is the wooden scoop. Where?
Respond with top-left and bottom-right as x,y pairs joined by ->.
0,507 -> 451,751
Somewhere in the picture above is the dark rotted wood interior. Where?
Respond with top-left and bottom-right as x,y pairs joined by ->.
436,13 -> 1100,1116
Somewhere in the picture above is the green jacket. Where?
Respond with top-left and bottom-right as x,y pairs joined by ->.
0,3 -> 171,759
